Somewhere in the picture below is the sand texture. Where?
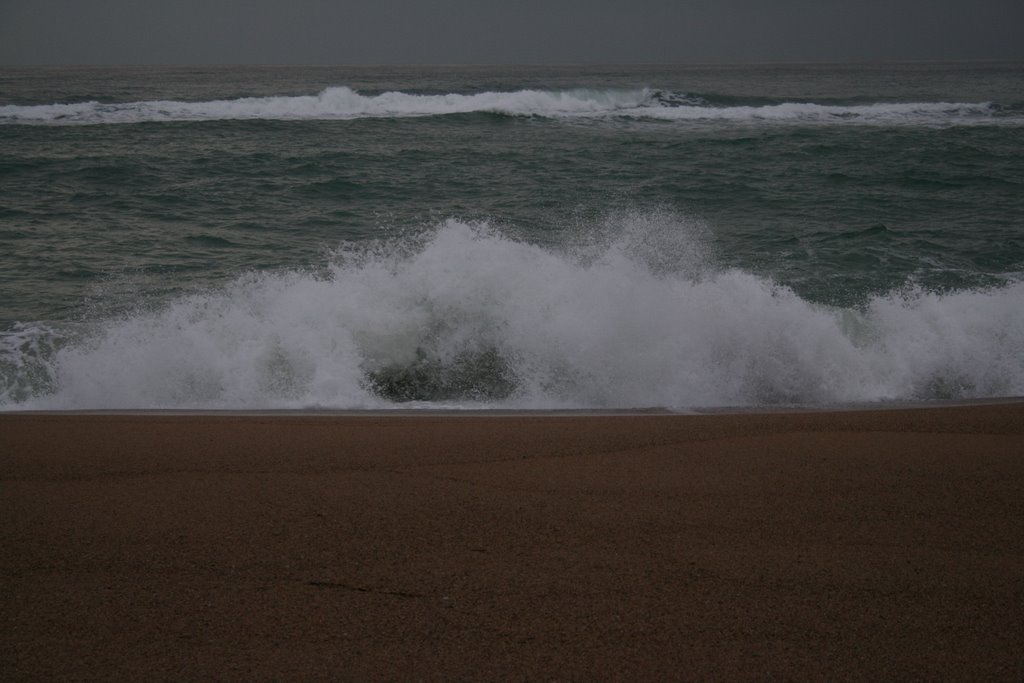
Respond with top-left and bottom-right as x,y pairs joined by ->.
2,403 -> 1024,680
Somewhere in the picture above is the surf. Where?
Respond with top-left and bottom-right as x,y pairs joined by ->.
2,214 -> 1022,410
0,87 -> 1013,126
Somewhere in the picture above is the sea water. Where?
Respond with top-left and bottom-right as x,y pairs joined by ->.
1,63 -> 1022,409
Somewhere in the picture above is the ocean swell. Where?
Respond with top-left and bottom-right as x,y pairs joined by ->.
2,217 -> 1022,410
0,87 -> 1011,126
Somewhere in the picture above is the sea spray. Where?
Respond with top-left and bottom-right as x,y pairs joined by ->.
2,216 -> 1022,410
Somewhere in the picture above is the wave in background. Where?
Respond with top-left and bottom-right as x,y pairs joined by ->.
0,87 -> 1013,126
3,213 -> 1022,410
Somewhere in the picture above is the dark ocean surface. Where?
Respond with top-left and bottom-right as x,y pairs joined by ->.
1,63 -> 1022,409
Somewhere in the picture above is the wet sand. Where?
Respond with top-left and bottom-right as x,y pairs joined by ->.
2,403 -> 1023,679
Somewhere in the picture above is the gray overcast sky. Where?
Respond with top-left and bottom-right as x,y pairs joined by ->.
1,0 -> 1022,65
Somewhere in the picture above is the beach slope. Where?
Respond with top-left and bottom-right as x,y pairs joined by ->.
2,404 -> 1023,679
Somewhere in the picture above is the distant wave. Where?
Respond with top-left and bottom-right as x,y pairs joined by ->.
0,87 -> 648,125
3,214 -> 1024,410
0,87 -> 1014,126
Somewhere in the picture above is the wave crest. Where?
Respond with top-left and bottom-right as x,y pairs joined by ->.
0,87 -> 1011,126
3,214 -> 1023,410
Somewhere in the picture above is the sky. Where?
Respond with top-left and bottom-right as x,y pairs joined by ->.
1,0 -> 1022,65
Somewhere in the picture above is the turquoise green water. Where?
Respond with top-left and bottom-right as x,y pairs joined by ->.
1,63 -> 1022,408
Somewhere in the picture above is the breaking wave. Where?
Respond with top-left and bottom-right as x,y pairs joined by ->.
0,87 -> 1013,126
2,214 -> 1023,410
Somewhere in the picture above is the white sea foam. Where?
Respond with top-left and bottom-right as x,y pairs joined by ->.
0,87 -> 1009,126
0,87 -> 649,125
626,100 -> 1000,124
2,214 -> 1023,410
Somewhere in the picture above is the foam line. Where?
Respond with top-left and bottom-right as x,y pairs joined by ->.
0,87 -> 1009,126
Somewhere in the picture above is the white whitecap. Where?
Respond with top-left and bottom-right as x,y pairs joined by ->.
3,214 -> 1023,410
0,87 -> 1011,127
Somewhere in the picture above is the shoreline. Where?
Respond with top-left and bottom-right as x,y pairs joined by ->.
4,393 -> 1023,415
3,401 -> 1023,678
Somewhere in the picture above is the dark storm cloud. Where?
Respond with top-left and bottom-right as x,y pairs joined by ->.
1,0 -> 1022,65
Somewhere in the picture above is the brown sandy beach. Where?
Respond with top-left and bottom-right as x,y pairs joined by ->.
2,403 -> 1023,680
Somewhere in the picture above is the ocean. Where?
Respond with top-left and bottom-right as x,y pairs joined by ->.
1,63 -> 1022,410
